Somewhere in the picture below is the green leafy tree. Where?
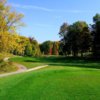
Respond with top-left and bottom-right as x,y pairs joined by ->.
92,13 -> 100,57
24,43 -> 32,56
59,21 -> 91,57
40,41 -> 53,55
59,23 -> 70,55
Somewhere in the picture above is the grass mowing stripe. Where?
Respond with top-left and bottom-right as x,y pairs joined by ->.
0,56 -> 100,100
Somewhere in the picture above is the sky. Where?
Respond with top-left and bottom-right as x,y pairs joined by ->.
7,0 -> 100,43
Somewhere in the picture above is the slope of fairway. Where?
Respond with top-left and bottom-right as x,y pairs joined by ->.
0,66 -> 100,100
10,56 -> 46,69
0,56 -> 100,100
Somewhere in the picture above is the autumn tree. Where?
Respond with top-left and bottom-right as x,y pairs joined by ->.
24,43 -> 32,56
0,0 -> 24,53
28,37 -> 41,56
52,41 -> 60,55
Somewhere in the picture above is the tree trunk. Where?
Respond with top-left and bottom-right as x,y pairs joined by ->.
81,51 -> 83,57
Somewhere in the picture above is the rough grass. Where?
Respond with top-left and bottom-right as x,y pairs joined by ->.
0,53 -> 17,74
0,56 -> 100,100
0,62 -> 18,74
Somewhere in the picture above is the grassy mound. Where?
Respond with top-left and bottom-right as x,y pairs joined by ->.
0,61 -> 17,74
0,53 -> 17,74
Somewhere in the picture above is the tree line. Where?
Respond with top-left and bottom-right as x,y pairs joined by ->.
0,0 -> 100,58
59,14 -> 100,58
0,0 -> 41,56
0,0 -> 60,57
40,41 -> 60,55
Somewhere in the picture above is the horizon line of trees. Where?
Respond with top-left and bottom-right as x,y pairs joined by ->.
40,41 -> 60,55
0,0 -> 41,56
59,13 -> 100,58
0,0 -> 100,58
0,0 -> 60,57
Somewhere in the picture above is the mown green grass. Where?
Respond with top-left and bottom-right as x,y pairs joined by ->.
10,56 -> 46,69
0,66 -> 100,100
10,56 -> 100,69
0,56 -> 100,100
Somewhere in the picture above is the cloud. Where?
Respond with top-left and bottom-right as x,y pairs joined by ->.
10,3 -> 53,12
9,3 -> 95,13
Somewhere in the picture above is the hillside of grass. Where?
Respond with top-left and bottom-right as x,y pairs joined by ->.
0,65 -> 100,100
0,56 -> 99,100
10,56 -> 100,69
10,56 -> 47,69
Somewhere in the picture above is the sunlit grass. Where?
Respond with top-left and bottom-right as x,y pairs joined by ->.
0,66 -> 100,100
0,56 -> 100,100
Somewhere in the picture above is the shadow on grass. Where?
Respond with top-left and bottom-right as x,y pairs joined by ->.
25,60 -> 38,63
49,63 -> 100,69
23,56 -> 100,69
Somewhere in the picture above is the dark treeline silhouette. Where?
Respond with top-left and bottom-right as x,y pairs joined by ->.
59,14 -> 100,58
